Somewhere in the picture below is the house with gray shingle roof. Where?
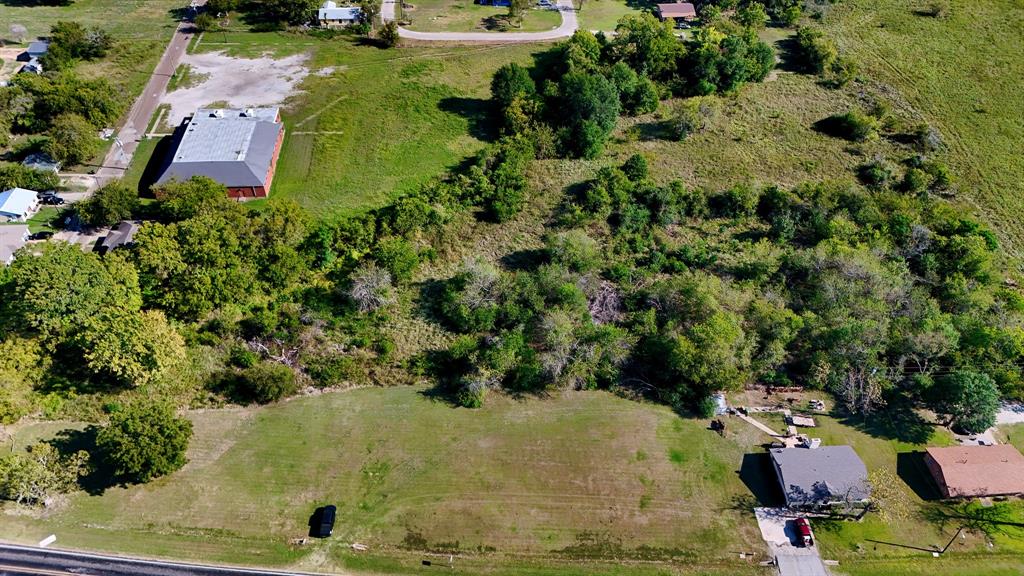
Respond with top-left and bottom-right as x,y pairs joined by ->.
770,445 -> 870,508
156,107 -> 284,199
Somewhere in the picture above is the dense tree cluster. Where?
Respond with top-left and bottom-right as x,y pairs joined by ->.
41,21 -> 113,71
489,15 -> 774,158
0,443 -> 89,506
420,151 -> 1020,424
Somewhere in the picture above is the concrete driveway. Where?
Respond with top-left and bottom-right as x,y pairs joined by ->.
754,508 -> 830,576
381,0 -> 578,42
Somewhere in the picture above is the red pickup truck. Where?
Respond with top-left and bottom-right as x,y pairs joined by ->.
795,517 -> 814,547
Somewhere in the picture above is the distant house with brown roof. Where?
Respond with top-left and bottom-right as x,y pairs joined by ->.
656,2 -> 697,22
924,445 -> 1024,498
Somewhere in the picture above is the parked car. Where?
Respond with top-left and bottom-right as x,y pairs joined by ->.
28,231 -> 53,241
537,0 -> 553,6
794,517 -> 813,547
40,195 -> 65,206
315,505 -> 336,538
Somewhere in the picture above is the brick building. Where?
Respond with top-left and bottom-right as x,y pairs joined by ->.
157,107 -> 285,199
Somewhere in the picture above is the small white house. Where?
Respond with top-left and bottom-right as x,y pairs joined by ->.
318,1 -> 363,27
0,188 -> 40,222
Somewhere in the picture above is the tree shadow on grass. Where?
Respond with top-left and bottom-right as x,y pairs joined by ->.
774,36 -> 810,74
838,395 -> 935,445
499,247 -> 547,271
46,426 -> 119,496
921,501 -> 1024,538
438,96 -> 497,143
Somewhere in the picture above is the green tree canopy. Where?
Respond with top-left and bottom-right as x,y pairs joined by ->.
97,402 -> 193,483
929,370 -> 1000,433
73,309 -> 186,387
8,243 -> 142,338
42,112 -> 101,166
611,13 -> 684,79
76,180 -> 139,227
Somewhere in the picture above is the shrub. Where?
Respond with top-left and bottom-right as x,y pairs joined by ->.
379,20 -> 400,47
546,229 -> 600,272
372,237 -> 419,284
792,26 -> 837,74
711,183 -> 759,217
230,362 -> 298,404
228,345 -> 258,368
901,167 -> 930,194
856,158 -> 893,189
347,263 -> 396,313
817,110 -> 878,141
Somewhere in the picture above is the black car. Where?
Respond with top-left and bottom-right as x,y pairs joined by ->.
315,505 -> 336,538
28,231 -> 53,241
40,195 -> 65,205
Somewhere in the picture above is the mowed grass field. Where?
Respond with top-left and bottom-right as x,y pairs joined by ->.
404,0 -> 562,32
576,0 -> 650,31
822,0 -> 1024,255
0,387 -> 771,575
0,0 -> 182,96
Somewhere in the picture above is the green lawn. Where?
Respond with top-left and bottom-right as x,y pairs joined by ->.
999,423 -> 1024,453
198,35 -> 541,217
26,207 -> 61,234
577,0 -> 650,31
0,387 -> 772,575
403,0 -> 563,32
821,0 -> 1024,255
0,0 -> 182,40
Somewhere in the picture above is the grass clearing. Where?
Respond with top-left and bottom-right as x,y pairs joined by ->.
26,207 -> 61,234
576,0 -> 649,31
0,387 -> 772,574
404,0 -> 563,32
821,0 -> 1024,256
185,32 -> 542,217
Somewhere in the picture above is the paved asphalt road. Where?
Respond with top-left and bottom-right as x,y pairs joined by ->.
0,543 -> 318,576
381,0 -> 577,42
95,1 -> 207,185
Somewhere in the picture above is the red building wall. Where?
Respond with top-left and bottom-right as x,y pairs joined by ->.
225,123 -> 285,200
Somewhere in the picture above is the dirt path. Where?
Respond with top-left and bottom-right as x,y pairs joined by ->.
382,0 -> 577,42
95,2 -> 206,185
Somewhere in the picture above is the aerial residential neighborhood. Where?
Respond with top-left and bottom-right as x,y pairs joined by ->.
0,0 -> 1022,575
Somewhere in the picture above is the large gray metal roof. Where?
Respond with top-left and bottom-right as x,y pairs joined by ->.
157,108 -> 282,188
770,446 -> 870,506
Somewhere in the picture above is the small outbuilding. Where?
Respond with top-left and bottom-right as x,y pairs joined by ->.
25,40 -> 49,60
0,224 -> 29,265
656,2 -> 697,22
318,1 -> 363,26
770,445 -> 870,508
0,188 -> 40,222
98,221 -> 140,254
924,445 -> 1024,498
23,153 -> 61,174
